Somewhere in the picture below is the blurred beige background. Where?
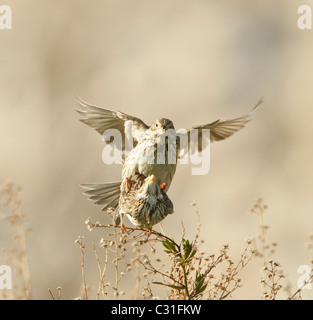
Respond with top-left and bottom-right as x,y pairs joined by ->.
1,0 -> 313,299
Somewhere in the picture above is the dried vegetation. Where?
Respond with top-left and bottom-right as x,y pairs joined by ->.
1,181 -> 312,300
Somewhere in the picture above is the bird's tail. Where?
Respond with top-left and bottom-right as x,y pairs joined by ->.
80,181 -> 121,225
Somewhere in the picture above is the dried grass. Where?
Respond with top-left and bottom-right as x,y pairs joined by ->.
0,181 -> 32,300
1,181 -> 312,300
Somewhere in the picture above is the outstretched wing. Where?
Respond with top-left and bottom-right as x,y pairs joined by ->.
177,98 -> 263,156
80,181 -> 121,212
76,96 -> 149,151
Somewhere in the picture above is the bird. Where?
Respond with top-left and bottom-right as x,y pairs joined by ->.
78,96 -> 262,220
115,173 -> 174,229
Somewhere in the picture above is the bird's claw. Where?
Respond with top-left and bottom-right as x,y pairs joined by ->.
122,177 -> 131,193
159,182 -> 167,191
120,223 -> 129,237
145,228 -> 152,241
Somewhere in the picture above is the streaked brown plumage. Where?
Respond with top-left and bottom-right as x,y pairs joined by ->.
115,174 -> 174,228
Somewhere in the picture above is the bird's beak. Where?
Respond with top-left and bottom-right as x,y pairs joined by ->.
146,175 -> 156,183
158,127 -> 165,134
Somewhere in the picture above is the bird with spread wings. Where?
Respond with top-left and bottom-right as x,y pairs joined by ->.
77,97 -> 262,226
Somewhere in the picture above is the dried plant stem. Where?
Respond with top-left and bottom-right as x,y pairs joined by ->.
0,181 -> 32,300
249,198 -> 269,298
288,263 -> 313,300
258,208 -> 267,298
93,243 -> 109,300
219,243 -> 255,300
113,227 -> 119,299
48,287 -> 62,300
15,207 -> 32,299
75,237 -> 88,300
84,206 -> 257,300
48,288 -> 55,300
132,243 -> 141,300
258,209 -> 266,267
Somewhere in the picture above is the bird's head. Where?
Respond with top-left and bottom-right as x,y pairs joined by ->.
150,118 -> 175,135
142,175 -> 160,197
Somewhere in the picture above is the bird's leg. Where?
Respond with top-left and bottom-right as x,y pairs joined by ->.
119,214 -> 129,236
145,228 -> 152,241
159,182 -> 167,191
122,177 -> 131,193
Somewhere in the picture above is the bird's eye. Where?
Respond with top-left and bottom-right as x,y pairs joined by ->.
156,123 -> 159,127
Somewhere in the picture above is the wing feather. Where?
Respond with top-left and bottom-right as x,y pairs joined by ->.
81,181 -> 121,212
76,96 -> 149,151
177,98 -> 262,156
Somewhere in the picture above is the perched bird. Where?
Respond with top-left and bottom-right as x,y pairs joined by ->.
78,97 -> 262,217
81,174 -> 173,229
118,174 -> 173,229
